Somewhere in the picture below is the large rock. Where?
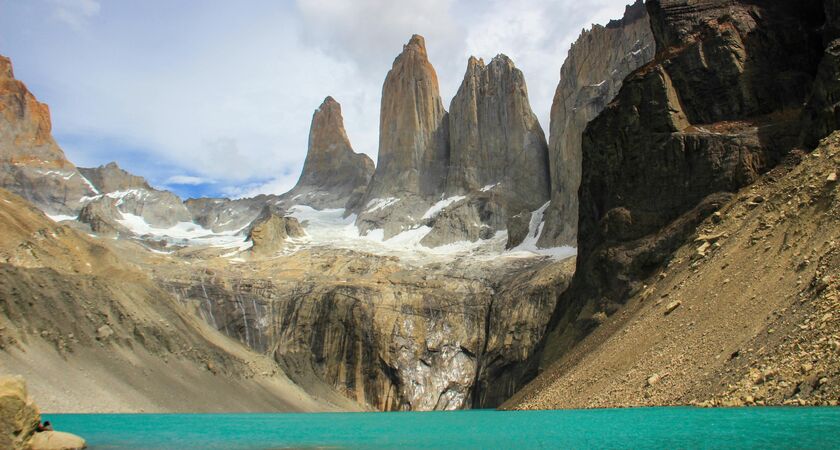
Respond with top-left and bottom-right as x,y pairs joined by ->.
283,97 -> 374,209
246,206 -> 306,256
0,376 -> 39,450
538,0 -> 654,248
0,55 -> 96,215
801,0 -> 840,148
540,0 -> 827,364
30,431 -> 87,450
357,35 -> 449,237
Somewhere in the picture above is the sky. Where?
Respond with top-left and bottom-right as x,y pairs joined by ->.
0,0 -> 630,199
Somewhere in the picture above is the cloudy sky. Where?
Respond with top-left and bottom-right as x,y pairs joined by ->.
0,0 -> 630,199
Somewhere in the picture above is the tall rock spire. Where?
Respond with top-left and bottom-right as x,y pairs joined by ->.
446,54 -> 550,214
286,96 -> 374,209
365,34 -> 449,200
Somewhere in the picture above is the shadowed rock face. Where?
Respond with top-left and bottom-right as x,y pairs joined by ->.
539,0 -> 827,365
538,0 -> 655,248
0,55 -> 97,215
285,97 -> 374,209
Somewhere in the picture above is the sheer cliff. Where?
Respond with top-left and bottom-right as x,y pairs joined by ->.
525,0 -> 835,393
0,56 -> 97,215
538,0 -> 655,248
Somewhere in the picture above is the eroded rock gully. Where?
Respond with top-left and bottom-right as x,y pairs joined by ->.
159,250 -> 574,411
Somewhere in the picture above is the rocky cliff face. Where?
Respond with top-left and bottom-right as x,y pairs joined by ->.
429,55 -> 550,247
0,55 -> 96,215
539,0 -> 828,365
538,0 -> 654,248
284,97 -> 374,210
161,251 -> 574,411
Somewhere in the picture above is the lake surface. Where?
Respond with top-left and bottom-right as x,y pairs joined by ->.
44,407 -> 840,449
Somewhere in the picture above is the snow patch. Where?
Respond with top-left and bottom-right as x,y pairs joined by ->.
508,202 -> 577,260
480,183 -> 498,192
115,212 -> 249,249
47,214 -> 78,222
422,196 -> 466,220
365,197 -> 399,213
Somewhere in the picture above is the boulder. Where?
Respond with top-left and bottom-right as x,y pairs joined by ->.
30,431 -> 87,450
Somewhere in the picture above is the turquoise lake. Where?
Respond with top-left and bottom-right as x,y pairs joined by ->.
44,407 -> 840,449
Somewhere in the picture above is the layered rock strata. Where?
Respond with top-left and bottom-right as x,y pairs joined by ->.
161,251 -> 574,411
538,0 -> 655,248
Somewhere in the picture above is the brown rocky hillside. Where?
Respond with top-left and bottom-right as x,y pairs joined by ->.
505,131 -> 840,409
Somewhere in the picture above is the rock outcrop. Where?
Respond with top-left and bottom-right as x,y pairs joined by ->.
357,35 -> 449,237
0,376 -> 40,450
246,206 -> 306,256
0,55 -> 96,215
433,55 -> 550,247
538,0 -> 828,365
284,97 -> 374,210
0,376 -> 86,449
538,0 -> 654,248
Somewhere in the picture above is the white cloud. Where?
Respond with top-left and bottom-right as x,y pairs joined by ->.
2,1 -> 635,198
49,0 -> 100,30
165,175 -> 212,186
221,171 -> 301,199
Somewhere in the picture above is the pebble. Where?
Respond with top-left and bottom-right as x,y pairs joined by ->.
664,301 -> 682,315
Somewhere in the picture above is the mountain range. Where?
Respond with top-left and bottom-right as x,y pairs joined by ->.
0,0 -> 837,416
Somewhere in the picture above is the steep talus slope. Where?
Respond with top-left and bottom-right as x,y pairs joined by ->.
158,249 -> 574,411
0,188 -> 354,412
506,131 -> 840,409
538,0 -> 655,248
0,56 -> 96,215
283,97 -> 374,210
537,0 -> 827,366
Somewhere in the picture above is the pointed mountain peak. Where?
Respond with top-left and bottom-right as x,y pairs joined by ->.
489,53 -> 515,68
400,34 -> 428,59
